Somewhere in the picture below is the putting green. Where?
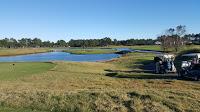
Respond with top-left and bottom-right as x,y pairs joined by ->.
0,62 -> 55,80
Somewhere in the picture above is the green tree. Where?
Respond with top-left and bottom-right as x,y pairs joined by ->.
56,40 -> 67,47
32,38 -> 42,47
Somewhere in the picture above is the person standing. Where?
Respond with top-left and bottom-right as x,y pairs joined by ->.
154,57 -> 162,73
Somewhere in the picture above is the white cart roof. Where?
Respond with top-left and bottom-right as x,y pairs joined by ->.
182,53 -> 200,58
155,54 -> 175,59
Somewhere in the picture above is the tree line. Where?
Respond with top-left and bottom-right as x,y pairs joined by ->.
68,38 -> 156,47
0,38 -> 67,48
184,33 -> 200,44
1,26 -> 199,49
0,37 -> 156,48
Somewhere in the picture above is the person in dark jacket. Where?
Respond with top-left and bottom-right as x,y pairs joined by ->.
154,57 -> 162,73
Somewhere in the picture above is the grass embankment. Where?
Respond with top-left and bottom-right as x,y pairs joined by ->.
0,51 -> 199,111
0,48 -> 52,56
63,48 -> 117,54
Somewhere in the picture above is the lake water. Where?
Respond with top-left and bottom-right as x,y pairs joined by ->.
0,52 -> 121,62
0,48 -> 161,62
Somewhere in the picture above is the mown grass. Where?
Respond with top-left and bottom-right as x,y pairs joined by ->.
129,45 -> 161,51
98,45 -> 162,51
63,48 -> 117,54
131,45 -> 200,53
0,48 -> 51,56
107,45 -> 200,53
0,50 -> 199,111
0,62 -> 55,80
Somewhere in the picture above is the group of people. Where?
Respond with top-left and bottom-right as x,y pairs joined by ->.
154,55 -> 176,74
181,55 -> 200,69
179,54 -> 200,80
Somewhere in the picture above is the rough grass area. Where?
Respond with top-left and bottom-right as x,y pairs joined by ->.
0,48 -> 51,56
63,48 -> 117,54
0,106 -> 46,112
0,52 -> 199,111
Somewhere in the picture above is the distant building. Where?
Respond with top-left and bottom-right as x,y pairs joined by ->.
185,34 -> 200,44
155,41 -> 161,45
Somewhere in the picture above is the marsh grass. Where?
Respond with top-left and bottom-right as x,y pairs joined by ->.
0,48 -> 51,56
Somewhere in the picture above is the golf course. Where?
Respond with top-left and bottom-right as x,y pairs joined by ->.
0,46 -> 199,112
1,0 -> 200,111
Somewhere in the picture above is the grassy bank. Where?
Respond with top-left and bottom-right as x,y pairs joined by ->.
0,52 -> 199,111
0,48 -> 52,56
63,48 -> 117,54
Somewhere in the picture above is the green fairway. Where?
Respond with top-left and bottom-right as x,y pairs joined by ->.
106,45 -> 200,53
129,45 -> 162,51
101,45 -> 162,51
0,62 -> 55,80
63,48 -> 117,54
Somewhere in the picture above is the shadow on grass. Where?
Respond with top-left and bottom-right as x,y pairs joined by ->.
105,72 -> 177,79
105,59 -> 178,79
104,69 -> 153,74
135,60 -> 155,71
105,60 -> 156,75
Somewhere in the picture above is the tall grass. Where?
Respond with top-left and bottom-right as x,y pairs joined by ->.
0,48 -> 51,56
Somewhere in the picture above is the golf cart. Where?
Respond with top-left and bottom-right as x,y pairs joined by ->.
178,53 -> 200,81
154,54 -> 176,74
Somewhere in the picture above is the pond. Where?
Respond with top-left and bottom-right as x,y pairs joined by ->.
0,48 -> 161,62
0,52 -> 121,62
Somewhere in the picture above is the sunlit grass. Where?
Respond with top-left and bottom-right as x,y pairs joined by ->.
0,49 -> 199,111
0,62 -> 55,80
0,48 -> 51,56
63,48 -> 117,54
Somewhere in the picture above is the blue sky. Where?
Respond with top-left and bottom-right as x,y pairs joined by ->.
0,0 -> 199,42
